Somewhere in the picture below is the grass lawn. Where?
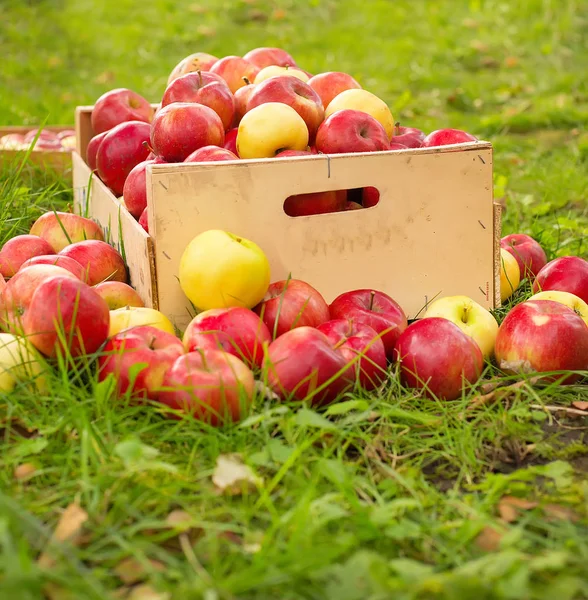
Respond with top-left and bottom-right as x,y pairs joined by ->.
1,0 -> 588,598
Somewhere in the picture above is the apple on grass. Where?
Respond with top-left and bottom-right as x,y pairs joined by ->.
91,88 -> 154,134
179,230 -> 270,312
93,281 -> 144,309
20,254 -> 85,280
532,256 -> 588,304
0,235 -> 55,278
495,299 -> 588,383
422,295 -> 499,359
0,332 -> 49,393
167,52 -> 220,85
500,247 -> 521,303
528,290 -> 588,327
307,71 -> 362,110
390,123 -> 425,148
98,325 -> 184,401
86,131 -> 109,171
500,234 -> 547,280
422,129 -> 478,147
210,56 -> 260,93
315,110 -> 390,154
59,240 -> 127,286
243,47 -> 297,69
182,307 -> 271,369
184,146 -> 239,162
109,306 -> 175,337
329,289 -> 408,359
156,349 -> 255,425
30,211 -> 104,253
254,65 -> 309,84
253,278 -> 330,339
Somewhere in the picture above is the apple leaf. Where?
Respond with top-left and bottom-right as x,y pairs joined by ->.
114,437 -> 178,474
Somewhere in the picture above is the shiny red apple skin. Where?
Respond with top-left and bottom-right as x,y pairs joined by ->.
95,121 -> 151,196
184,146 -> 239,162
531,256 -> 588,305
182,306 -> 271,369
243,47 -> 297,69
233,83 -> 256,127
329,289 -> 408,359
390,125 -> 425,148
157,350 -> 255,425
307,71 -> 362,110
20,254 -> 85,280
361,187 -> 380,208
29,211 -> 105,253
223,128 -> 239,156
86,131 -> 109,171
167,52 -> 220,84
495,299 -> 588,383
210,56 -> 260,94
264,326 -> 353,406
0,235 -> 55,278
315,110 -> 390,154
150,102 -> 225,163
98,325 -> 184,400
422,128 -> 478,147
93,281 -> 144,309
59,240 -> 127,286
139,208 -> 149,233
500,234 -> 548,280
91,88 -> 153,134
317,319 -> 387,390
253,279 -> 331,339
393,317 -> 484,400
284,189 -> 346,217
275,149 -> 314,158
23,275 -> 110,358
122,159 -> 154,218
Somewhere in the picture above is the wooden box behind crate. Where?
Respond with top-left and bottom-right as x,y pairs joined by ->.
74,105 -> 500,332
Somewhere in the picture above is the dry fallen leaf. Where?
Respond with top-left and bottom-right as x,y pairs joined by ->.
114,557 -> 166,585
475,526 -> 503,551
14,462 -> 37,480
571,401 -> 588,411
543,504 -> 580,523
212,453 -> 263,495
128,585 -> 170,600
498,495 -> 538,523
165,510 -> 193,529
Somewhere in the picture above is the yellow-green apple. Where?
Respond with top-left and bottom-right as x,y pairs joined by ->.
86,131 -> 108,171
184,146 -> 239,162
0,332 -> 49,394
23,275 -> 110,358
0,134 -> 25,150
500,247 -> 521,302
390,123 -> 425,148
150,102 -> 225,163
422,295 -> 498,359
264,326 -> 353,406
167,52 -> 219,84
317,319 -> 387,390
182,306 -> 271,368
156,349 -> 255,425
109,306 -> 175,337
394,317 -> 484,400
422,128 -> 478,147
210,56 -> 260,93
161,71 -> 235,131
254,278 -> 330,339
243,47 -> 297,69
254,65 -> 309,84
528,290 -> 588,327
0,235 -> 55,278
93,281 -> 144,310
20,254 -> 85,280
315,110 -> 390,154
494,299 -> 588,383
223,127 -> 239,156
232,80 -> 256,126
501,234 -> 547,279
307,71 -> 362,110
328,289 -> 408,359
532,256 -> 588,303
325,89 -> 394,139
58,240 -> 127,285
139,208 -> 149,233
96,120 -> 152,196
246,76 -> 324,142
179,229 -> 270,311
91,88 -> 154,134
98,325 -> 184,401
284,189 -> 347,217
30,211 -> 105,253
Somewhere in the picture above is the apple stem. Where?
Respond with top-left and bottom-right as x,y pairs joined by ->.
242,76 -> 251,85
394,121 -> 401,137
369,290 -> 376,311
142,140 -> 156,155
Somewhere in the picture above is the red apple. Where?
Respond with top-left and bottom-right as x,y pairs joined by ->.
23,276 -> 110,358
329,289 -> 408,359
23,128 -> 59,144
275,149 -> 314,158
315,110 -> 390,154
182,306 -> 271,369
223,128 -> 239,156
307,71 -> 362,110
422,128 -> 478,147
184,146 -> 239,162
59,240 -> 127,286
284,189 -> 347,217
20,255 -> 85,280
167,52 -> 220,84
246,76 -> 325,141
30,211 -> 105,253
393,317 -> 484,400
122,159 -> 154,219
86,131 -> 109,171
361,187 -> 380,208
500,234 -> 548,280
139,208 -> 149,234
210,56 -> 261,94
98,325 -> 184,400
96,121 -> 151,196
156,349 -> 255,425
232,81 -> 256,127
532,256 -> 588,304
389,142 -> 409,150
317,319 -> 387,390
93,281 -> 144,309
56,129 -> 76,141
264,326 -> 352,406
243,47 -> 297,69
0,134 -> 25,150
495,300 -> 588,383
161,71 -> 235,131
390,123 -> 425,148
150,102 -> 225,163
91,88 -> 154,134
0,235 -> 55,278
253,279 -> 330,339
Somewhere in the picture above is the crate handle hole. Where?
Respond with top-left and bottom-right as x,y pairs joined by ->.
283,186 -> 380,217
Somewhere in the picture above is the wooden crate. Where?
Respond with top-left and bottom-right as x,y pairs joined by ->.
0,125 -> 74,177
73,105 -> 501,333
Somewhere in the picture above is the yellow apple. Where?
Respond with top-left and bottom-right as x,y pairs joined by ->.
108,306 -> 176,337
325,89 -> 394,139
254,65 -> 309,84
528,290 -> 588,327
500,248 -> 520,303
179,229 -> 270,311
237,102 -> 309,159
423,295 -> 499,359
0,333 -> 48,394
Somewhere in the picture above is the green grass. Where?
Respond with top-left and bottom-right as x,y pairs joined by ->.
1,0 -> 588,598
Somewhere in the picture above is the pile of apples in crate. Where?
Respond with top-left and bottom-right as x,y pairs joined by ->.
84,46 -> 480,231
0,128 -> 76,152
